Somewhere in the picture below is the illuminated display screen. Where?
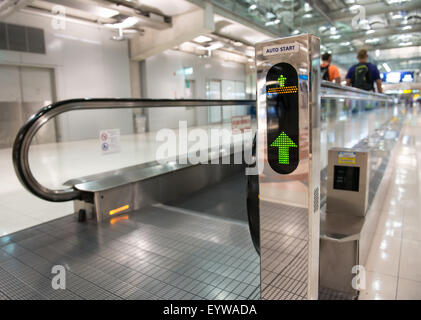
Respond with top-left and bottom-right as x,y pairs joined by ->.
380,71 -> 414,84
266,62 -> 299,174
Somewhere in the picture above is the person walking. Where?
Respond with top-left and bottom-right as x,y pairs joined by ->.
345,49 -> 383,93
321,52 -> 341,84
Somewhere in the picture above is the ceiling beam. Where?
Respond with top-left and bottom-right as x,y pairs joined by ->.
186,0 -> 283,38
305,0 -> 334,26
321,24 -> 421,45
301,1 -> 421,27
330,43 -> 421,56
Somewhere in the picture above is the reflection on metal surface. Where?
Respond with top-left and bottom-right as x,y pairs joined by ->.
256,34 -> 320,300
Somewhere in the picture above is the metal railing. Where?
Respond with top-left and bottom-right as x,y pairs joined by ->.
12,84 -> 392,204
320,81 -> 392,102
13,98 -> 255,202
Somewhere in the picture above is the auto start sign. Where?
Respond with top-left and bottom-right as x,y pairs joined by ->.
263,42 -> 299,56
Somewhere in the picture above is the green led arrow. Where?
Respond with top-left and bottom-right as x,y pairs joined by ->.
277,75 -> 286,87
270,132 -> 297,164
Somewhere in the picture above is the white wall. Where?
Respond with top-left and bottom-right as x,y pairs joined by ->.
0,11 -> 133,141
141,49 -> 246,131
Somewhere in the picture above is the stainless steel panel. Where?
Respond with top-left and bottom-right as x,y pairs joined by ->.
256,34 -> 320,300
95,184 -> 134,222
327,148 -> 370,217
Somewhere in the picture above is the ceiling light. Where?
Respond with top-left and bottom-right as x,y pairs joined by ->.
233,41 -> 243,47
303,13 -> 313,18
330,27 -> 337,34
330,34 -> 341,40
375,49 -> 380,57
383,63 -> 391,72
392,13 -> 403,20
365,38 -> 379,43
340,41 -> 350,46
205,42 -> 224,51
265,11 -> 276,20
292,29 -> 300,35
319,26 -> 327,32
402,26 -> 412,30
349,4 -> 361,11
385,0 -> 410,3
366,29 -> 375,34
193,35 -> 212,43
345,0 -> 356,3
265,19 -> 280,26
399,41 -> 413,46
96,7 -> 119,18
304,3 -> 312,12
249,4 -> 257,10
105,17 -> 139,29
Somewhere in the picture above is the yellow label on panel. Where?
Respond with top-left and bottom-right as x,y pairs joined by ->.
338,157 -> 356,164
109,205 -> 130,215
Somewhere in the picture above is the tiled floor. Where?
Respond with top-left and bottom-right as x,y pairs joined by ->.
0,175 -> 259,300
359,109 -> 421,300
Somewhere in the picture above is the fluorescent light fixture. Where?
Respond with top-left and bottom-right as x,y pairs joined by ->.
392,13 -> 402,19
303,13 -> 313,18
330,34 -> 341,40
105,16 -> 139,29
319,26 -> 327,32
193,35 -> 212,43
249,4 -> 257,10
375,49 -> 380,57
96,7 -> 119,18
349,4 -> 361,11
383,63 -> 391,72
206,42 -> 224,51
365,38 -> 379,43
265,19 -> 280,26
330,27 -> 337,34
402,26 -> 412,30
366,29 -> 375,34
340,41 -> 350,46
304,3 -> 311,12
292,29 -> 300,35
399,41 -> 413,46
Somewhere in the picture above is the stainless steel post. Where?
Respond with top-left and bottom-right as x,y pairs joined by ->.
255,34 -> 321,300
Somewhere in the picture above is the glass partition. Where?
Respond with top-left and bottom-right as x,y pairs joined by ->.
28,105 -> 257,190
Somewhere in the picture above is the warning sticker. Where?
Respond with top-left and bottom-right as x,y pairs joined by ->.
338,151 -> 356,164
100,129 -> 121,154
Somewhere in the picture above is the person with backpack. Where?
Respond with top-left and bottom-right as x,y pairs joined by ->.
346,49 -> 383,93
321,53 -> 341,84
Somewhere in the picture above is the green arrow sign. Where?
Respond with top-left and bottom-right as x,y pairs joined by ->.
270,132 -> 297,164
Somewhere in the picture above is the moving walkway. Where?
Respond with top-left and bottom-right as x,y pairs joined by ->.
5,81 -> 395,300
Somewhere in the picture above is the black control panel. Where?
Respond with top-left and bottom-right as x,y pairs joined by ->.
266,62 -> 299,174
333,165 -> 360,192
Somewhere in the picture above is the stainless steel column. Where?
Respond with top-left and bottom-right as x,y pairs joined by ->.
256,34 -> 321,300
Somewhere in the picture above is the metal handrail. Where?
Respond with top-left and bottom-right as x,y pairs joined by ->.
320,81 -> 393,102
13,84 -> 392,203
13,98 -> 255,202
